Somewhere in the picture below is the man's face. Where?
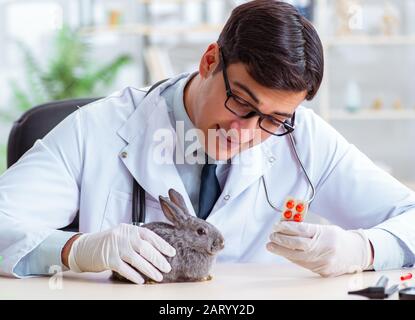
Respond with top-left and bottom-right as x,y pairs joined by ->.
185,44 -> 307,161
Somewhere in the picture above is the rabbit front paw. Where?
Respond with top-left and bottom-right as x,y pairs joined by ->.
200,274 -> 213,282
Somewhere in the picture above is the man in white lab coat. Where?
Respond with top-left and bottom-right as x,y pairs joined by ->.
0,1 -> 414,284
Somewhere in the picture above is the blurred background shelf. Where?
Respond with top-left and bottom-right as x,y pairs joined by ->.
312,0 -> 415,122
329,109 -> 415,120
325,35 -> 415,46
78,0 -> 232,84
308,0 -> 415,188
79,23 -> 223,36
136,0 -> 208,3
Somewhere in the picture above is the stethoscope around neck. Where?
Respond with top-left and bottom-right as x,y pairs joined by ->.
131,130 -> 316,225
261,131 -> 315,212
130,79 -> 316,225
132,180 -> 146,226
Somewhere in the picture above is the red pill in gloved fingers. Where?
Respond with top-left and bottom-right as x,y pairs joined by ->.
401,273 -> 413,281
284,210 -> 293,219
293,213 -> 303,222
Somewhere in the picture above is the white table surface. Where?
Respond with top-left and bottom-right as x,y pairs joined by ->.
0,263 -> 413,300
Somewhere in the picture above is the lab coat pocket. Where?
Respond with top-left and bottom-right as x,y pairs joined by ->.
144,193 -> 169,223
101,189 -> 167,230
101,189 -> 133,230
144,193 -> 161,209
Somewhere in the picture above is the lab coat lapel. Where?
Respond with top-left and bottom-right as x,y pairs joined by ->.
209,139 -> 279,217
116,77 -> 197,216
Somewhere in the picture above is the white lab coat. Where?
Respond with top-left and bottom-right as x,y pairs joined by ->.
1,74 -> 415,277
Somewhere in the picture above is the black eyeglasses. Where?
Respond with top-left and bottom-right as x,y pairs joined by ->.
220,49 -> 295,136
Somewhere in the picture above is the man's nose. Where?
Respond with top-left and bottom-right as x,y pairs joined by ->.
229,118 -> 257,141
233,116 -> 258,130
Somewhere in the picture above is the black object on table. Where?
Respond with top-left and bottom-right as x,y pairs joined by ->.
348,276 -> 399,299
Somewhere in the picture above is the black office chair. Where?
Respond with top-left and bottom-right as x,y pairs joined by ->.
7,97 -> 101,232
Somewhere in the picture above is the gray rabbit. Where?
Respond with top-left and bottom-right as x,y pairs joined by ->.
113,188 -> 225,283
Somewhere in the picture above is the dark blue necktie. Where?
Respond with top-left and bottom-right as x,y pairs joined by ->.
198,157 -> 221,220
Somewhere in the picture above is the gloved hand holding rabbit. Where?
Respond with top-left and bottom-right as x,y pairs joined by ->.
66,189 -> 225,284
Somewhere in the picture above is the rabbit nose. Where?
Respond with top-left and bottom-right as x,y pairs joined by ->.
212,238 -> 225,251
219,240 -> 225,249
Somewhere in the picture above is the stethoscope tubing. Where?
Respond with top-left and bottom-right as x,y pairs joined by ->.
133,131 -> 315,223
262,132 -> 315,212
132,79 -> 315,224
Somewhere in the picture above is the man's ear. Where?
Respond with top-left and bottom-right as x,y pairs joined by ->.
199,43 -> 220,79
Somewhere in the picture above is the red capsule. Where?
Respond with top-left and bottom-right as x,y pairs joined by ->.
296,203 -> 305,213
286,199 -> 295,209
294,213 -> 303,222
283,210 -> 292,219
401,273 -> 412,281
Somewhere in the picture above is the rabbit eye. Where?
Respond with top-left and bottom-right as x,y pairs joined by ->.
197,228 -> 206,236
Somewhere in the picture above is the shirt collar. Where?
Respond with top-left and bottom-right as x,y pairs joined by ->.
172,71 -> 229,165
172,71 -> 207,162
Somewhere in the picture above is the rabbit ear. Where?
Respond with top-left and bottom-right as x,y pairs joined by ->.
168,189 -> 190,216
159,195 -> 188,225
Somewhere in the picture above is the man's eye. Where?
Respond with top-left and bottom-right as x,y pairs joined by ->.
234,96 -> 250,106
274,116 -> 288,123
269,114 -> 288,123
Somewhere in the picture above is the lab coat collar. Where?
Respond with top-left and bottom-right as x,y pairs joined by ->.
117,74 -> 190,144
117,73 -> 198,215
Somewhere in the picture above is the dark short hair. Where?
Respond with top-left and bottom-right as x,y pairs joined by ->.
216,0 -> 324,100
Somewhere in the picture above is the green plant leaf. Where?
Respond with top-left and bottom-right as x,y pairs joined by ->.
78,54 -> 132,95
9,80 -> 32,111
0,144 -> 7,175
15,41 -> 48,105
9,24 -> 132,110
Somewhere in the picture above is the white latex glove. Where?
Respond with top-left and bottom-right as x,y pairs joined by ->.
267,221 -> 373,277
68,223 -> 176,284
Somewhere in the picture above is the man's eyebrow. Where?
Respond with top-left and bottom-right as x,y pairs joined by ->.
233,81 -> 259,103
233,81 -> 293,118
271,110 -> 293,118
